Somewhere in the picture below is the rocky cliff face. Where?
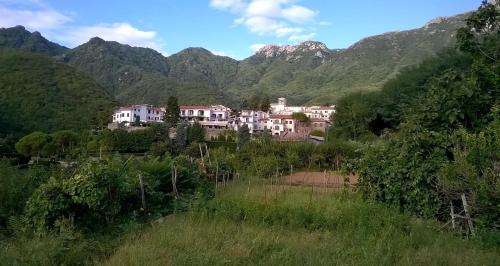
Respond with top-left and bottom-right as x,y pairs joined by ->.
255,41 -> 332,62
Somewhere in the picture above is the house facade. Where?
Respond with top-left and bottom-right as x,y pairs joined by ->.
232,110 -> 268,134
266,114 -> 297,136
180,105 -> 232,129
270,98 -> 335,122
112,104 -> 164,125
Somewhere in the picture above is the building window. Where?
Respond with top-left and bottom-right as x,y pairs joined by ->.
127,113 -> 129,117
198,110 -> 204,116
274,126 -> 279,130
188,110 -> 194,115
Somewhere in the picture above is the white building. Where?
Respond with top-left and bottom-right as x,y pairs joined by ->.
270,97 -> 335,122
180,105 -> 232,129
233,110 -> 269,134
266,114 -> 297,136
112,104 -> 164,125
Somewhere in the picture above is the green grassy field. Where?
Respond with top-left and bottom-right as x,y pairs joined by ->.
101,181 -> 500,266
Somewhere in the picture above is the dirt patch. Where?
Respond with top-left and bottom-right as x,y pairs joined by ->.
282,171 -> 358,188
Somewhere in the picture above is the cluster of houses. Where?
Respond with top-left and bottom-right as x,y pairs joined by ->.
111,98 -> 335,140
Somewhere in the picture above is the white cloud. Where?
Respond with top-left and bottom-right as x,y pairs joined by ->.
0,1 -> 167,54
210,0 -> 246,12
282,5 -> 317,23
60,23 -> 161,49
249,43 -> 266,52
210,0 -> 318,41
0,6 -> 71,30
245,0 -> 282,18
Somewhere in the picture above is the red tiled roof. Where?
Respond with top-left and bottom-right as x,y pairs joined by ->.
180,105 -> 210,110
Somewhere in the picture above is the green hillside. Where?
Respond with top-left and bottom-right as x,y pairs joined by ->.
60,39 -> 234,105
0,13 -> 470,107
0,26 -> 68,56
0,49 -> 115,135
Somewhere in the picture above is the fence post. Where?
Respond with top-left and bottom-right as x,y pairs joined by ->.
450,201 -> 456,229
323,170 -> 327,193
198,143 -> 204,167
461,193 -> 475,236
138,173 -> 146,210
172,166 -> 179,199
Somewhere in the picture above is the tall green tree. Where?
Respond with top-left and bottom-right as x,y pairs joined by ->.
165,96 -> 180,126
261,95 -> 271,112
15,132 -> 53,158
237,124 -> 250,150
175,122 -> 188,150
187,122 -> 206,143
51,130 -> 79,155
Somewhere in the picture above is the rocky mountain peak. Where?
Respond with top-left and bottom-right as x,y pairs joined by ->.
255,41 -> 330,60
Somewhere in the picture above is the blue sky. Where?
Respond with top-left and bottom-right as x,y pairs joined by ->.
0,0 -> 482,59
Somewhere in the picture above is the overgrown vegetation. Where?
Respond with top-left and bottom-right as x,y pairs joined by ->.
102,183 -> 500,266
331,1 -> 499,232
0,2 -> 498,265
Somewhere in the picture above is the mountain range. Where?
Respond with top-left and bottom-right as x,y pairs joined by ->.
0,12 -> 469,134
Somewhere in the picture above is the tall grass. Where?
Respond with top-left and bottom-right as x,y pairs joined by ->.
102,180 -> 500,266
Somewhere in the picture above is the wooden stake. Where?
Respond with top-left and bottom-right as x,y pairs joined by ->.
450,201 -> 456,229
309,182 -> 314,205
138,173 -> 146,210
323,170 -> 327,193
461,193 -> 475,236
198,143 -> 204,167
215,162 -> 219,190
172,166 -> 179,199
205,143 -> 212,166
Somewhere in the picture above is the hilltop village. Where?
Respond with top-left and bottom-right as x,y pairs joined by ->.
110,98 -> 335,141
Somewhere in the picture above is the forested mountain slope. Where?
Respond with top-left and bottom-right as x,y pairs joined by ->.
0,49 -> 115,135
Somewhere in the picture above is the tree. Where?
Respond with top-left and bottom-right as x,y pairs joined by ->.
291,112 -> 310,123
261,95 -> 271,112
237,124 -> 250,149
15,132 -> 52,159
239,99 -> 249,110
175,122 -> 188,150
51,130 -> 79,155
330,93 -> 375,140
248,94 -> 261,110
165,96 -> 180,126
187,122 -> 206,143
134,115 -> 140,127
260,128 -> 272,143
